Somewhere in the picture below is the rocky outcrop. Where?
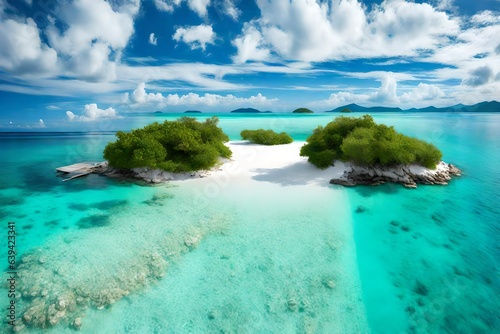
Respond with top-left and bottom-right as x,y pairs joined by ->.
93,162 -> 215,184
330,161 -> 461,188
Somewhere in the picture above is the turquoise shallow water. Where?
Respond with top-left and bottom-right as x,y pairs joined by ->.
0,113 -> 499,333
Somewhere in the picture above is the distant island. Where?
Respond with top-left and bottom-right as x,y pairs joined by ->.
154,111 -> 163,114
183,110 -> 203,113
327,101 -> 500,113
292,107 -> 314,113
300,115 -> 461,188
230,108 -> 272,113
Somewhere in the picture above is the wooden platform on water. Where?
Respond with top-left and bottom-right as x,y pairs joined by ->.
56,162 -> 97,181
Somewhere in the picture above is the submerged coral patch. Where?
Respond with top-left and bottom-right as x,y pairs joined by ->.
76,214 -> 111,229
0,193 -> 25,206
142,193 -> 175,206
94,199 -> 129,211
44,219 -> 60,227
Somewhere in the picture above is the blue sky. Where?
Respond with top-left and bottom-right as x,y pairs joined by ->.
0,0 -> 499,129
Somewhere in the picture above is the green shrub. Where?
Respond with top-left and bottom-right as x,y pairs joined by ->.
240,129 -> 293,145
104,117 -> 231,172
300,115 -> 442,169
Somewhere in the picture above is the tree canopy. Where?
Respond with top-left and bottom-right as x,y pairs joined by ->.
300,115 -> 442,169
104,117 -> 231,172
241,129 -> 293,145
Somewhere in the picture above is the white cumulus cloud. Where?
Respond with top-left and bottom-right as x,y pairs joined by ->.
153,0 -> 210,18
314,73 -> 446,108
233,0 -> 459,63
149,33 -> 158,45
173,24 -> 216,51
0,0 -> 139,81
66,103 -> 121,121
124,82 -> 278,109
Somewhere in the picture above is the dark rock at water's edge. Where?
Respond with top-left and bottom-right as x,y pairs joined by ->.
330,161 -> 462,188
326,101 -> 500,113
92,162 -> 216,184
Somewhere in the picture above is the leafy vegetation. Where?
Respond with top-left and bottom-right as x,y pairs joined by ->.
340,108 -> 352,113
104,117 -> 231,172
241,129 -> 293,145
292,107 -> 314,113
300,115 -> 442,169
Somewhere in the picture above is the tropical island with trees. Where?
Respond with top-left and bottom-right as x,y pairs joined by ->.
97,114 -> 460,187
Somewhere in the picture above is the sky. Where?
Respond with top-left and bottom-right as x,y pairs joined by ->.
0,0 -> 499,130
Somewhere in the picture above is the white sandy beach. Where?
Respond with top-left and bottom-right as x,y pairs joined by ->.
193,141 -> 349,187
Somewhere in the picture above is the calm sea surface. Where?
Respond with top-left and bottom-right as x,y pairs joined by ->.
0,113 -> 499,333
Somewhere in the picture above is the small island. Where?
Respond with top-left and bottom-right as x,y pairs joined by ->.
183,110 -> 203,114
230,108 -> 272,113
292,107 -> 314,114
101,117 -> 231,183
241,129 -> 293,145
300,115 -> 461,188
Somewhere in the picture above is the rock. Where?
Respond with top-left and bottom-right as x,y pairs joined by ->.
184,234 -> 201,249
323,279 -> 336,289
287,298 -> 298,311
330,161 -> 461,188
401,225 -> 411,232
355,205 -> 366,213
72,317 -> 83,330
413,280 -> 429,296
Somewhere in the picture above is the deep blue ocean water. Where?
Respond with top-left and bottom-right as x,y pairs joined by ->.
0,113 -> 498,333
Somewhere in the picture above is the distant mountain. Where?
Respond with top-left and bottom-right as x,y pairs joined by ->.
230,108 -> 272,113
327,103 -> 402,113
184,110 -> 202,113
326,101 -> 500,113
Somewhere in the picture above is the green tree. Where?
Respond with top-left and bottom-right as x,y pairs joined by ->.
301,115 -> 442,169
241,129 -> 293,145
103,117 -> 231,172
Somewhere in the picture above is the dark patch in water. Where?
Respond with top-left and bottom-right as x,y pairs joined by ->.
431,212 -> 446,226
390,220 -> 400,226
401,225 -> 411,232
35,210 -> 41,213
353,183 -> 400,197
405,305 -> 416,314
0,194 -> 25,206
413,280 -> 429,296
77,214 -> 111,229
22,224 -> 34,230
0,209 -> 8,219
68,203 -> 89,211
142,193 -> 174,206
94,200 -> 128,211
69,200 -> 128,212
355,205 -> 367,213
44,219 -> 60,227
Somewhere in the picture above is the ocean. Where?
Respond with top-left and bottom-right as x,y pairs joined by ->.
0,112 -> 499,333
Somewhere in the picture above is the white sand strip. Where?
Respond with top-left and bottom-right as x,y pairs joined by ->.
199,141 -> 349,187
